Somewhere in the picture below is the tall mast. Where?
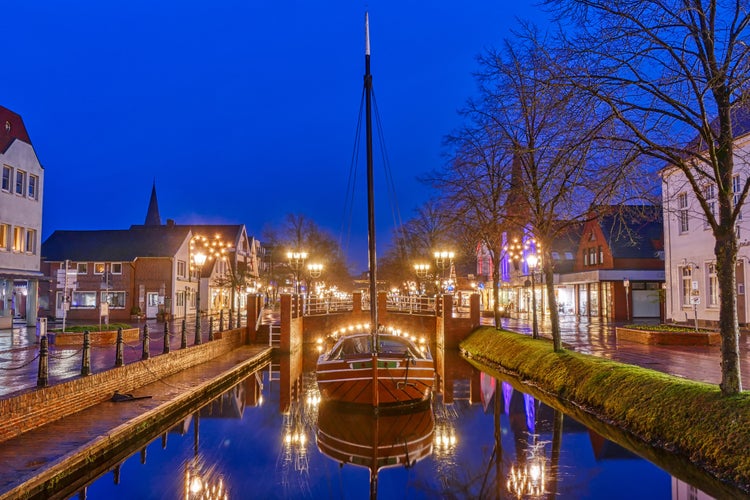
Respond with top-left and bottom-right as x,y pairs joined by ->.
364,12 -> 378,340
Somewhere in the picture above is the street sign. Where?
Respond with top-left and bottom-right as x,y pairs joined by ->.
691,289 -> 700,296
692,280 -> 699,290
690,295 -> 701,305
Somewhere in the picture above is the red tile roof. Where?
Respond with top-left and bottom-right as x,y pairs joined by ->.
0,105 -> 31,153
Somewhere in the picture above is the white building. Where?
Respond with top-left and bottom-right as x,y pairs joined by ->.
662,130 -> 750,326
0,106 -> 44,328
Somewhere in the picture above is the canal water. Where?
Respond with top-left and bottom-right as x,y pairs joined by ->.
70,349 -> 725,499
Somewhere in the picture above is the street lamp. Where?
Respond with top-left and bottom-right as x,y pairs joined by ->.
193,251 -> 207,344
526,254 -> 539,339
287,251 -> 308,295
433,251 -> 454,292
414,263 -> 430,295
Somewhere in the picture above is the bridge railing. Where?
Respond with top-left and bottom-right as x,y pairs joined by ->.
385,294 -> 437,315
304,296 -> 354,316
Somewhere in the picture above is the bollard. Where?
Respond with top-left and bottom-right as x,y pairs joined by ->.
229,309 -> 234,329
163,321 -> 170,354
219,310 -> 224,332
181,319 -> 187,349
115,327 -> 124,367
81,330 -> 91,376
142,324 -> 150,360
37,335 -> 49,388
208,316 -> 215,341
194,313 -> 202,345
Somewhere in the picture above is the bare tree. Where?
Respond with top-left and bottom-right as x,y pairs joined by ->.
430,119 -> 513,329
546,0 -> 750,394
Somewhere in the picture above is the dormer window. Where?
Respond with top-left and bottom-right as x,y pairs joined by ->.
4,121 -> 10,133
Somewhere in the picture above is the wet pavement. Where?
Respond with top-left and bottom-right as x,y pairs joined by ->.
492,314 -> 750,388
0,315 -> 253,398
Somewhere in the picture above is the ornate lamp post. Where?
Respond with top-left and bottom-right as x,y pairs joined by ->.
414,263 -> 430,295
287,251 -> 308,295
193,251 -> 207,344
526,254 -> 540,339
433,251 -> 454,292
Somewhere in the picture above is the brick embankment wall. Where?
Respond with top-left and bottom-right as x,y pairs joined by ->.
0,328 -> 247,444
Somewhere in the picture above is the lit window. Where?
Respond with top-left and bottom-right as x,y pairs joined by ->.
0,224 -> 8,250
71,291 -> 97,309
94,263 -> 106,274
12,227 -> 22,252
100,291 -> 126,308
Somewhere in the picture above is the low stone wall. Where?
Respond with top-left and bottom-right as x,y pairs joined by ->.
616,327 -> 721,346
49,328 -> 141,346
0,327 -> 248,444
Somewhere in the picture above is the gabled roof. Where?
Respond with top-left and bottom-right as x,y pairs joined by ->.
41,226 -> 191,262
0,105 -> 32,153
596,205 -> 663,260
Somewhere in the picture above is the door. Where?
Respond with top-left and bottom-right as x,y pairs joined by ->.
146,292 -> 159,319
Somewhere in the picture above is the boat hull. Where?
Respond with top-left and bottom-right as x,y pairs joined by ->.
316,355 -> 434,407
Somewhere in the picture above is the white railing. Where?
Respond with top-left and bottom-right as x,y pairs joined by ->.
269,324 -> 281,347
385,294 -> 437,314
304,296 -> 353,316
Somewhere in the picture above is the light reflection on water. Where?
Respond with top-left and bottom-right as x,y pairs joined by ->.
69,350 -> 720,500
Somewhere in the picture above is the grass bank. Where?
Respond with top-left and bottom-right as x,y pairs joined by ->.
460,327 -> 750,494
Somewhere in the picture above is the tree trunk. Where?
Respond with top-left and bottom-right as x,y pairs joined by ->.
715,229 -> 742,394
543,263 -> 562,351
492,249 -> 503,329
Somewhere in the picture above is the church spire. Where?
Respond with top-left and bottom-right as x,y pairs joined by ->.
144,181 -> 162,226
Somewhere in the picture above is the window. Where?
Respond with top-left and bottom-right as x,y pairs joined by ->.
94,263 -> 106,274
76,262 -> 88,274
551,251 -> 560,260
678,193 -> 689,233
111,262 -> 122,274
590,248 -> 597,265
598,245 -> 604,264
177,260 -> 187,279
584,251 -> 588,266
0,224 -> 8,251
24,228 -> 35,253
704,184 -> 716,229
177,291 -> 185,308
28,175 -> 38,200
1,166 -> 10,192
71,291 -> 97,308
12,227 -> 22,252
14,170 -> 25,196
681,266 -> 693,307
564,252 -> 574,260
734,174 -> 744,220
100,291 -> 126,308
707,263 -> 719,307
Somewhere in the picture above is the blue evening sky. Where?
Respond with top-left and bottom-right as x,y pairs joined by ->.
1,1 -> 544,271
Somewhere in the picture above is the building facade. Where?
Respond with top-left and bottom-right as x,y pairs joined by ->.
662,131 -> 750,326
0,106 -> 44,328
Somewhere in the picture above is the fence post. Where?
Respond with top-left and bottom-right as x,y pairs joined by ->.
209,316 -> 215,341
142,324 -> 150,360
181,319 -> 187,349
37,335 -> 49,388
219,310 -> 224,332
163,321 -> 170,354
115,327 -> 124,367
194,314 -> 202,346
81,330 -> 91,376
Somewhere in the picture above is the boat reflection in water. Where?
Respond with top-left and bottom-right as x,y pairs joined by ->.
316,401 -> 434,499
